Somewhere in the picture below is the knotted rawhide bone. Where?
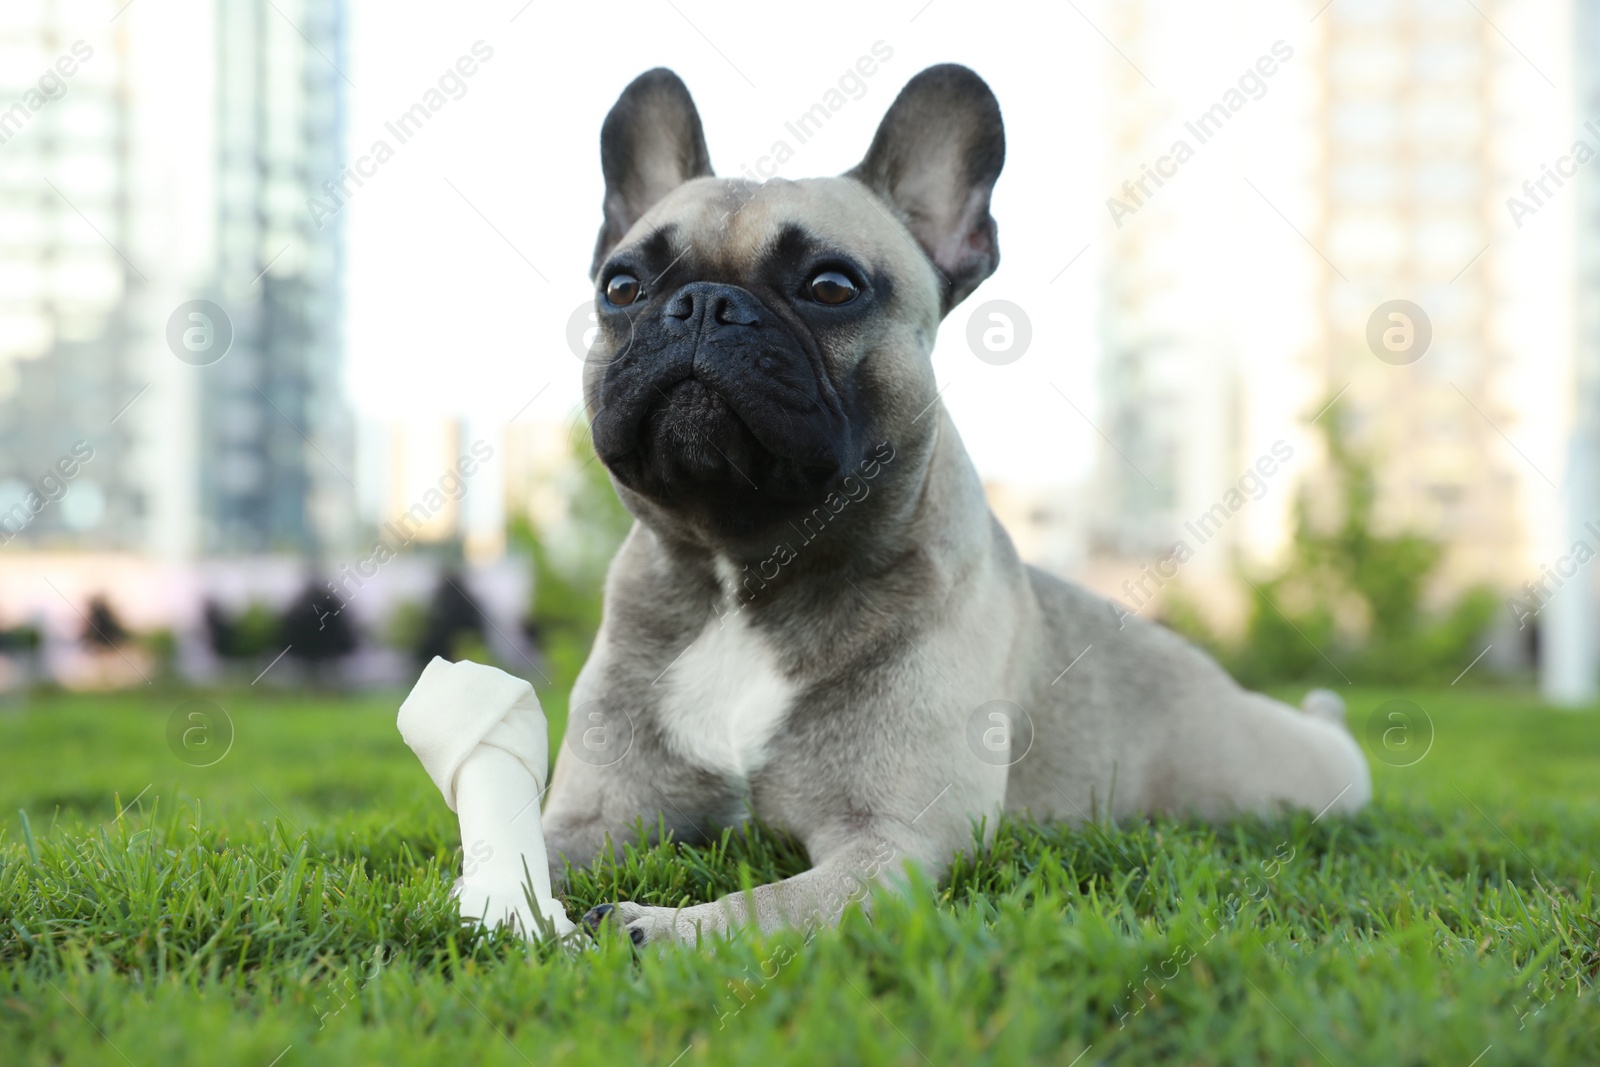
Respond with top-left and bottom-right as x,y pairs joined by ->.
397,657 -> 576,938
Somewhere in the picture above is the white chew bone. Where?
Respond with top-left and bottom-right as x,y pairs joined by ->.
397,656 -> 576,938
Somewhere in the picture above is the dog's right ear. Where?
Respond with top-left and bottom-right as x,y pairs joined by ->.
592,68 -> 714,279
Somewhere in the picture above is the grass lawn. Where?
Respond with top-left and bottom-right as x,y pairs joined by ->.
1,683 -> 1597,1065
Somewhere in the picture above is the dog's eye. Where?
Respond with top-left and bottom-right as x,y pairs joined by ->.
808,270 -> 857,305
605,274 -> 641,307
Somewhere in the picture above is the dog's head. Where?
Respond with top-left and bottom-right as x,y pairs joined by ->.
584,64 -> 1004,546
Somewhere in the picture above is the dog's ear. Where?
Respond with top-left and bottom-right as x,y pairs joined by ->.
592,68 -> 714,279
847,64 -> 1004,313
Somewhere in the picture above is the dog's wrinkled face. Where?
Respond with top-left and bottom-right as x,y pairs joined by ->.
584,66 -> 1005,546
587,178 -> 935,537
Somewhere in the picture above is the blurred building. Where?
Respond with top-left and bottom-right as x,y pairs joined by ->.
1090,0 -> 1256,625
1306,0 -> 1522,592
1546,0 -> 1600,702
0,2 -> 138,548
201,0 -> 353,555
364,417 -> 506,561
984,482 -> 1087,578
1094,0 -> 1534,619
0,0 -> 354,561
1096,0 -> 1215,560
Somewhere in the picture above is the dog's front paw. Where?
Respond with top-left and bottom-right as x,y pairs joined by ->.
582,901 -> 688,947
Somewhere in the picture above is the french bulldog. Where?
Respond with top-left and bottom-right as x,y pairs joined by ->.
541,64 -> 1371,946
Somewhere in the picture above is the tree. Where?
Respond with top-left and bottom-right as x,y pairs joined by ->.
0,624 -> 41,654
1170,404 -> 1497,686
278,579 -> 358,668
81,595 -> 128,648
203,599 -> 281,659
415,571 -> 487,665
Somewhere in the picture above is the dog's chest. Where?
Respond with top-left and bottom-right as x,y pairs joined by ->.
654,601 -> 795,782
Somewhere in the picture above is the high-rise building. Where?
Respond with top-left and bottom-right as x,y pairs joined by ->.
1091,0 -> 1253,602
1306,0 -> 1522,592
1096,0 -> 1194,559
201,0 -> 352,556
1092,0 -> 1540,622
0,2 -> 139,548
0,0 -> 352,561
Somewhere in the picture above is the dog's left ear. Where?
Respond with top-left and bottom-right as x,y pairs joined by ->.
592,68 -> 715,279
848,64 -> 1004,313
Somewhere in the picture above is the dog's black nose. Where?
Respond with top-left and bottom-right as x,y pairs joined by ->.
664,281 -> 763,328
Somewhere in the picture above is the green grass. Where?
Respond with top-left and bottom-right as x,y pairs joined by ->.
1,684 -> 1597,1065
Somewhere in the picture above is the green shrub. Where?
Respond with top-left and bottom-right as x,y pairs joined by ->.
1170,407 -> 1498,686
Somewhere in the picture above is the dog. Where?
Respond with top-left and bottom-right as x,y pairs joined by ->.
540,64 -> 1371,946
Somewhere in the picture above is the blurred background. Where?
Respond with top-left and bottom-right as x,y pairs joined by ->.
0,0 -> 1591,705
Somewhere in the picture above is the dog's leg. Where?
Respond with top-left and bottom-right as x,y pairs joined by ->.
541,745 -> 739,893
581,834 -> 912,947
1140,687 -> 1372,820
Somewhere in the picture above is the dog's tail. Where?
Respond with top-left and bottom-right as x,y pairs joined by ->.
1301,688 -> 1348,727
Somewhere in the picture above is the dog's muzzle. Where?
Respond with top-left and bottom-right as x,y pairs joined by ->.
590,281 -> 857,503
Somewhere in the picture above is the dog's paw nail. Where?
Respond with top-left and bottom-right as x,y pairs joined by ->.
628,926 -> 645,946
582,903 -> 615,932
